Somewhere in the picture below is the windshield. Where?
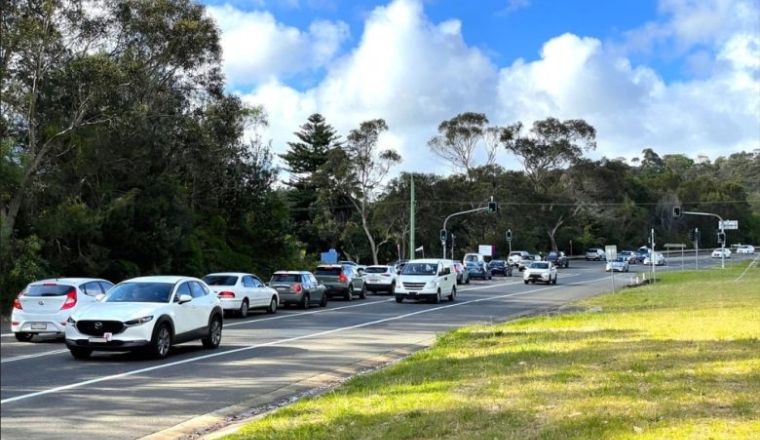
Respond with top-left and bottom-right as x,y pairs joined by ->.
614,257 -> 626,262
402,263 -> 437,276
271,274 -> 301,283
365,267 -> 388,274
105,282 -> 173,303
529,262 -> 550,269
463,255 -> 479,262
202,275 -> 239,286
24,284 -> 74,297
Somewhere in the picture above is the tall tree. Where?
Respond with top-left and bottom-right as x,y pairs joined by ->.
428,112 -> 489,175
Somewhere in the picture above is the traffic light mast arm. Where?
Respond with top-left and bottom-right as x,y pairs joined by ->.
682,211 -> 724,224
443,206 -> 491,232
681,210 -> 726,269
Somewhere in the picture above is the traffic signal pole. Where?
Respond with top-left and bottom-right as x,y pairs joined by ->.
681,211 -> 725,269
441,197 -> 497,259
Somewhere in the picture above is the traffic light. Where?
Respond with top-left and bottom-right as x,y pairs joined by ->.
488,201 -> 498,213
506,229 -> 512,242
440,229 -> 447,243
717,231 -> 726,244
672,206 -> 682,219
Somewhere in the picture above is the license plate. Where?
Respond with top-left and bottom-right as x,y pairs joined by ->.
89,332 -> 113,343
369,277 -> 380,283
31,323 -> 47,330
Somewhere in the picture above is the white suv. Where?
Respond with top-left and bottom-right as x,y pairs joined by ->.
11,278 -> 114,342
394,259 -> 456,303
65,276 -> 223,359
203,272 -> 279,317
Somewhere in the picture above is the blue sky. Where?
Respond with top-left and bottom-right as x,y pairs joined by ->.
202,0 -> 759,173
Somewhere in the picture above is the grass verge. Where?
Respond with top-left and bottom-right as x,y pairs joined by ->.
223,263 -> 760,439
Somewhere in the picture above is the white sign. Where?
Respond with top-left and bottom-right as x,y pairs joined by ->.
719,220 -> 738,230
478,245 -> 493,257
605,245 -> 617,261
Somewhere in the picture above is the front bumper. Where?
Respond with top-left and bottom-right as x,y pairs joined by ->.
365,282 -> 393,291
11,310 -> 68,334
395,290 -> 438,300
65,320 -> 154,350
524,273 -> 550,282
66,338 -> 150,351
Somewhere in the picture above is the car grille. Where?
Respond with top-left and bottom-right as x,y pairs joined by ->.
77,320 -> 125,336
403,282 -> 426,290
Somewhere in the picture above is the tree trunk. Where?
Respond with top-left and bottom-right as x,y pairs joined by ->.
547,214 -> 565,252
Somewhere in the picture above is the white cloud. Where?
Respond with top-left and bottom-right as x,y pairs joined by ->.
217,0 -> 758,174
207,4 -> 349,86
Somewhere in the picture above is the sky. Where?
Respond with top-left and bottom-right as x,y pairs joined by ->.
201,0 -> 760,174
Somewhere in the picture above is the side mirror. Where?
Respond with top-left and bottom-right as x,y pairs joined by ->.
96,293 -> 106,302
178,294 -> 193,304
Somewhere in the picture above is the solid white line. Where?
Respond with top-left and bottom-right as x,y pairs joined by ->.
1,333 -> 12,338
0,276 -> 600,405
1,349 -> 70,364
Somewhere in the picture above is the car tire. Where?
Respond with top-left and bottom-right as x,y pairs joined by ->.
359,285 -> 367,299
389,282 -> 396,295
448,286 -> 456,302
319,293 -> 328,307
465,278 -> 470,285
433,289 -> 441,304
14,332 -> 33,342
345,286 -> 353,301
301,294 -> 311,309
202,314 -> 222,349
267,296 -> 278,314
149,322 -> 172,359
395,296 -> 404,303
239,299 -> 249,318
524,280 -> 529,284
69,347 -> 92,360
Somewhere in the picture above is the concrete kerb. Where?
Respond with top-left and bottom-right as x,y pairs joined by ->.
138,339 -> 435,440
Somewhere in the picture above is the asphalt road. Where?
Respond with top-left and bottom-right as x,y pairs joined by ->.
0,256 -> 748,440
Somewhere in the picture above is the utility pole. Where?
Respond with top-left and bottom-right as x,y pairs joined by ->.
409,176 -> 415,259
695,228 -> 699,270
650,228 -> 656,284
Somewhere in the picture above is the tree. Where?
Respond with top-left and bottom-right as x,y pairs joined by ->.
337,119 -> 401,265
428,112 -> 489,175
500,118 -> 596,192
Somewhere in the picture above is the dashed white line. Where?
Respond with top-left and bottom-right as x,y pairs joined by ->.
0,276 -> 603,405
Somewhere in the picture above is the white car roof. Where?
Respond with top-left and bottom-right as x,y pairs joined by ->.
273,271 -> 309,274
367,265 -> 391,269
204,272 -> 253,277
408,259 -> 444,264
30,278 -> 108,285
123,276 -> 197,284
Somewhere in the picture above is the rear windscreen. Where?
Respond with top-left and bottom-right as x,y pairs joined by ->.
271,274 -> 301,283
364,267 -> 388,274
25,284 -> 73,297
315,267 -> 342,276
202,276 -> 239,286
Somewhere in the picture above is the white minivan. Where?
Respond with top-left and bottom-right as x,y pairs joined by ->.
394,259 -> 456,304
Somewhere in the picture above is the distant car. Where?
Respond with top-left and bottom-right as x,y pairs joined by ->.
314,264 -> 366,300
338,260 -> 359,267
635,247 -> 650,263
644,252 -> 666,265
605,257 -> 630,272
65,276 -> 223,360
711,248 -> 732,258
517,254 -> 540,272
735,245 -> 755,254
618,250 -> 636,264
488,260 -> 513,276
508,251 -> 531,267
203,272 -> 279,317
466,261 -> 492,280
395,259 -> 456,303
523,262 -> 558,285
363,265 -> 398,294
546,251 -> 569,268
452,262 -> 470,285
585,248 -> 605,261
11,278 -> 115,342
269,271 -> 327,308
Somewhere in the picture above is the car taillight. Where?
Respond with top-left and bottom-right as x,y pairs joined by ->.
338,273 -> 348,283
60,287 -> 77,310
12,296 -> 23,310
293,283 -> 303,293
218,291 -> 235,298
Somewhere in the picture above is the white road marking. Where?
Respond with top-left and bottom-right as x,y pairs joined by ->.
1,334 -> 12,338
0,275 -> 604,405
1,349 -> 70,364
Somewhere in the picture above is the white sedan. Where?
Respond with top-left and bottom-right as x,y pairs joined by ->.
65,276 -> 223,359
203,272 -> 279,317
711,248 -> 732,258
523,262 -> 557,285
644,252 -> 666,266
11,278 -> 114,342
736,245 -> 755,254
362,265 -> 398,294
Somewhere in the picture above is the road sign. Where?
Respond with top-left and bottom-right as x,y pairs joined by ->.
719,220 -> 738,230
605,245 -> 617,262
478,244 -> 494,257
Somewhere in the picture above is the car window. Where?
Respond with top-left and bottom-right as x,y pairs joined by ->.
190,281 -> 206,298
174,282 -> 192,302
251,277 -> 264,288
203,275 -> 239,286
81,282 -> 103,296
242,276 -> 255,288
271,273 -> 301,283
316,267 -> 343,276
99,281 -> 114,292
308,274 -> 318,285
530,262 -> 550,269
365,266 -> 388,274
402,263 -> 437,275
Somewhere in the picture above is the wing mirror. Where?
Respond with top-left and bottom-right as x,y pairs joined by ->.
178,294 -> 193,304
96,293 -> 106,302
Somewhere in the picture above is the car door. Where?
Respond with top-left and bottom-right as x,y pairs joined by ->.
308,273 -> 324,302
189,281 -> 212,330
171,282 -> 195,335
241,276 -> 257,307
250,276 -> 268,307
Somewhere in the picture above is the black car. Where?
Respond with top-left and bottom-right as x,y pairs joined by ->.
488,260 -> 513,276
546,251 -> 569,268
466,262 -> 492,280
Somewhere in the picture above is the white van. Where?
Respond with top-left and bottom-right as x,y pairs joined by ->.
395,259 -> 457,304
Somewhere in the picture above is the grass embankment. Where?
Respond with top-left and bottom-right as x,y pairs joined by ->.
225,264 -> 760,439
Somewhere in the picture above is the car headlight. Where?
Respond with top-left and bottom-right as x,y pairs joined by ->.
67,316 -> 77,325
124,315 -> 154,327
425,280 -> 438,289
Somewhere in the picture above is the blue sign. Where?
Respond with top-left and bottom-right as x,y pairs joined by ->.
320,248 -> 338,264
